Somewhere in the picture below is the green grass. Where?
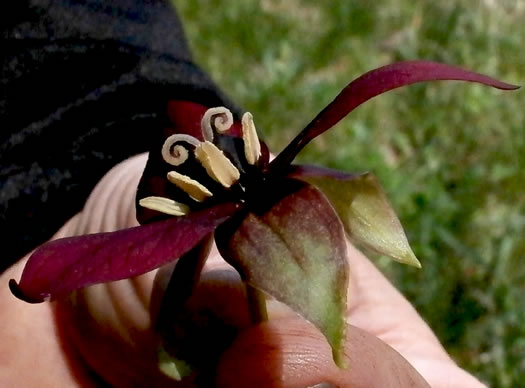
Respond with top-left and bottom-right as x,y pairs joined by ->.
174,1 -> 525,386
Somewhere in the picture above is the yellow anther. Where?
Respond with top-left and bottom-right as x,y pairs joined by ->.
167,171 -> 213,202
241,112 -> 261,165
194,141 -> 240,188
138,196 -> 189,216
201,107 -> 234,141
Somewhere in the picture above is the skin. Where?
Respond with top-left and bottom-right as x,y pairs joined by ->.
0,154 -> 487,388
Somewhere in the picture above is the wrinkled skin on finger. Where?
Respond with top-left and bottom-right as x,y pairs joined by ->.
0,155 -> 485,388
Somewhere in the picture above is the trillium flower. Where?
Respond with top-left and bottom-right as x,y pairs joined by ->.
9,61 -> 517,367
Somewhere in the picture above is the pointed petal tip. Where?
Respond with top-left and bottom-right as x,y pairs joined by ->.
494,82 -> 520,91
8,279 -> 45,304
395,252 -> 422,269
333,348 -> 349,369
158,345 -> 193,381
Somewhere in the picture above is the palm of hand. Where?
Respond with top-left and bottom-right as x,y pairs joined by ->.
0,155 -> 485,388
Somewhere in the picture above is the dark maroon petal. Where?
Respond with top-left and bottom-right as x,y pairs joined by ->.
271,61 -> 519,170
287,164 -> 362,180
216,183 -> 349,367
10,203 -> 241,303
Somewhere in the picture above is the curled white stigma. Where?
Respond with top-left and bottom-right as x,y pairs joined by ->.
162,134 -> 201,166
195,141 -> 240,188
167,171 -> 213,202
241,112 -> 261,165
138,196 -> 190,216
200,107 -> 234,141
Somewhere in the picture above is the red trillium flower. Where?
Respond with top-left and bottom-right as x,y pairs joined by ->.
9,61 -> 518,367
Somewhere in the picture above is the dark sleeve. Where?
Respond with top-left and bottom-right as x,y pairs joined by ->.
0,0 -> 237,272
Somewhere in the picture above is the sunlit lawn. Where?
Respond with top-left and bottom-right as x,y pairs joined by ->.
174,1 -> 525,386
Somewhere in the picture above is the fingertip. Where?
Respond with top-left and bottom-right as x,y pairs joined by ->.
216,319 -> 430,388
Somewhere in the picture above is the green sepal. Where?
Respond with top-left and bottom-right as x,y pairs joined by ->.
292,165 -> 421,268
216,182 -> 349,367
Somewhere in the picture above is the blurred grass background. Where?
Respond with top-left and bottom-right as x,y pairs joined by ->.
173,1 -> 524,386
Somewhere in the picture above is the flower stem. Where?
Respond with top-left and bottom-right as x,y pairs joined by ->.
245,283 -> 268,324
156,235 -> 212,332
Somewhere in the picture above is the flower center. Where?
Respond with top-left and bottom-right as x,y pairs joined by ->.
139,107 -> 263,216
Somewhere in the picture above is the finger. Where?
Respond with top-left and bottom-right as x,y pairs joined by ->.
120,262 -> 430,388
341,246 -> 487,387
54,276 -> 178,388
0,154 -> 165,387
216,319 -> 430,388
75,153 -> 146,235
344,242 -> 451,363
0,216 -> 97,387
53,259 -> 248,387
171,252 -> 485,388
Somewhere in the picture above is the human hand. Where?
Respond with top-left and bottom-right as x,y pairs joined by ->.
0,154 -> 486,387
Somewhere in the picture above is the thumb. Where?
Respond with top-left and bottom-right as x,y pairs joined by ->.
153,255 -> 430,388
216,318 -> 430,388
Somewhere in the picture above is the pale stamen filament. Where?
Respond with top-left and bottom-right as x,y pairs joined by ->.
200,107 -> 234,141
167,171 -> 213,202
162,134 -> 201,166
138,196 -> 189,216
241,112 -> 261,165
195,141 -> 240,188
